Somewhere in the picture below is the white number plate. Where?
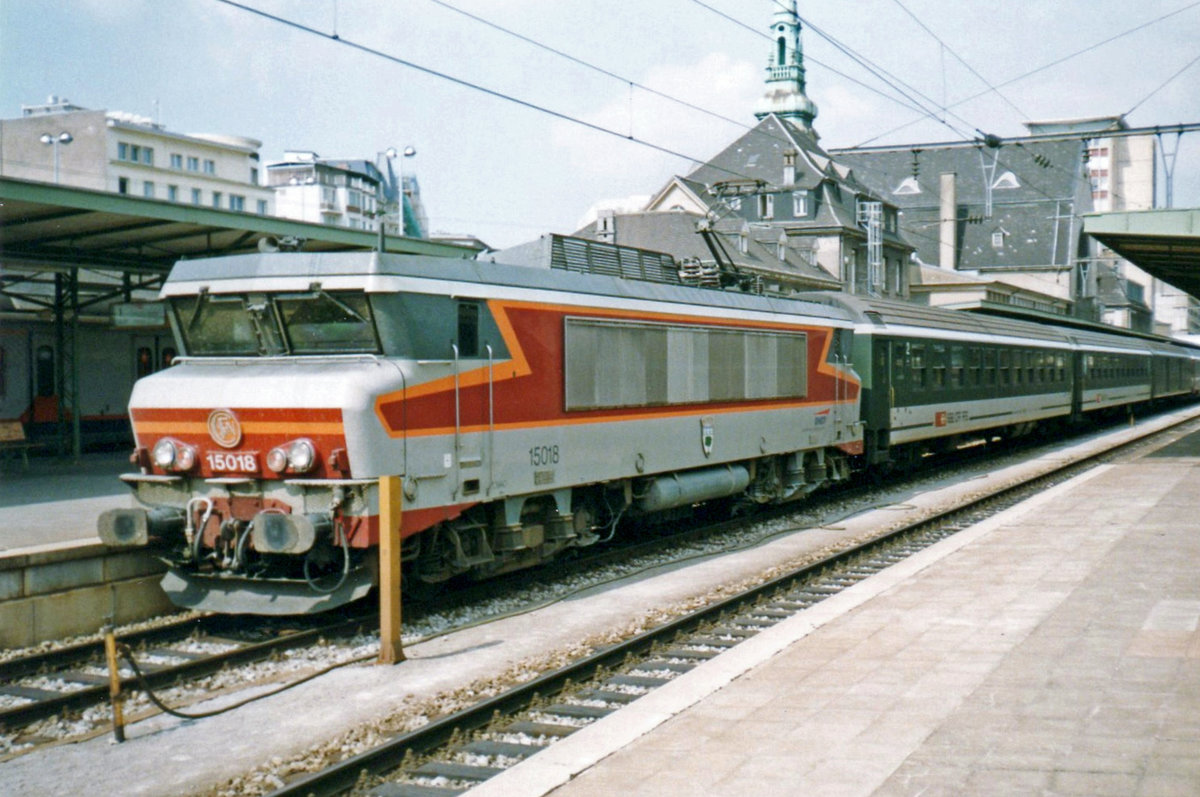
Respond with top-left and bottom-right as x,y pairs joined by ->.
206,451 -> 259,473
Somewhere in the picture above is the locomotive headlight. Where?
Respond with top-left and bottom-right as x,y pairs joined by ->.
175,445 -> 196,471
266,446 -> 289,473
266,439 -> 316,473
287,439 -> 316,473
152,438 -> 196,472
153,438 -> 176,469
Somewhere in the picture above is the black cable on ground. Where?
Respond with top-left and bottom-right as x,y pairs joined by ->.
118,645 -> 372,721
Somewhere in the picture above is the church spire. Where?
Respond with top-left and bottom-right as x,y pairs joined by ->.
753,0 -> 818,131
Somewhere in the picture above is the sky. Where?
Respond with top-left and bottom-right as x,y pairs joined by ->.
2,0 -> 1199,249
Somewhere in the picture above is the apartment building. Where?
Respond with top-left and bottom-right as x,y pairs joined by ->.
0,96 -> 273,214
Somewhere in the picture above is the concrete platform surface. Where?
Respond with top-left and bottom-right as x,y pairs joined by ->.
0,451 -> 129,551
476,440 -> 1200,796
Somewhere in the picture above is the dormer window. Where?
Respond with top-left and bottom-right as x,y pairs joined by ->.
893,177 -> 921,195
991,228 -> 1009,249
758,193 -> 774,220
792,190 -> 808,218
992,171 -> 1020,189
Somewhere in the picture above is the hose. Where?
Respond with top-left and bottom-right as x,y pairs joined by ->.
303,519 -> 352,594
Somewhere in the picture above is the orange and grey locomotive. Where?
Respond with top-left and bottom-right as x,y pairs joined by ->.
99,252 -> 863,613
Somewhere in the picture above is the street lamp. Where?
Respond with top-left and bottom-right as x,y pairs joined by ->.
381,146 -> 416,236
39,131 -> 74,184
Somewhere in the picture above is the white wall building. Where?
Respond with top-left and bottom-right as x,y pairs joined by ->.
0,96 -> 273,214
266,151 -> 381,231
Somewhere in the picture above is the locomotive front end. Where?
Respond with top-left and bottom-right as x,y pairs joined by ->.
98,257 -> 403,614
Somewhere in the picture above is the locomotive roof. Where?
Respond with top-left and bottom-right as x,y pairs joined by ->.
163,252 -> 858,326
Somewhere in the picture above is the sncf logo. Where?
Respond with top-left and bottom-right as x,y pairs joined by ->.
207,408 -> 242,449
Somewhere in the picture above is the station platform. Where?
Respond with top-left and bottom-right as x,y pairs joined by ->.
475,431 -> 1200,796
0,451 -> 129,552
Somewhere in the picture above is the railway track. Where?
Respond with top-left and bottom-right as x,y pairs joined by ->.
266,412 -> 1199,797
0,611 -> 373,738
2,410 -> 1192,763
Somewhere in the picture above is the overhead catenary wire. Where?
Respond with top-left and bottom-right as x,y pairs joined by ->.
1124,50 -> 1200,117
885,0 -> 1029,122
684,0 -> 938,120
209,0 -> 762,189
857,0 -> 1200,146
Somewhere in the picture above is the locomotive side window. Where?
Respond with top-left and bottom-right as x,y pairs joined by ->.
457,302 -> 480,358
564,318 -> 806,410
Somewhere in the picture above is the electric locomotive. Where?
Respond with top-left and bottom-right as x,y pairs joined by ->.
99,251 -> 864,614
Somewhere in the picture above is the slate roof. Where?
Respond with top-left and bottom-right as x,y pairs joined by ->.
833,139 -> 1094,271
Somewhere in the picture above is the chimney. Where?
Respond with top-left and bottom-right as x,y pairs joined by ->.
597,209 -> 616,244
783,149 -> 797,186
939,172 -> 957,270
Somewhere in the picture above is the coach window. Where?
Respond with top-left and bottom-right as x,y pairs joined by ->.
137,347 -> 153,379
950,346 -> 964,388
457,302 -> 480,358
911,344 -> 926,388
36,345 -> 55,397
984,348 -> 996,386
967,347 -> 981,386
892,342 -> 906,385
931,344 -> 946,387
999,349 -> 1011,386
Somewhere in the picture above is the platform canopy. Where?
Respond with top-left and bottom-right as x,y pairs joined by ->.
1084,209 -> 1200,300
0,177 -> 469,275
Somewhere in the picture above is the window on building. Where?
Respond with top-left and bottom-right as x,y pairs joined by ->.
792,190 -> 808,218
212,191 -> 222,208
118,142 -> 129,161
167,185 -> 179,202
191,188 -> 202,204
187,156 -> 199,171
129,144 -> 141,163
992,171 -> 1020,189
170,153 -> 183,170
229,195 -> 245,211
758,193 -> 774,220
256,199 -> 268,215
143,181 -> 155,198
118,177 -> 129,194
142,147 -> 153,166
250,167 -> 259,185
203,159 -> 216,175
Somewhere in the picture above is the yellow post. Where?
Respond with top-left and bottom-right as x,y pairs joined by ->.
378,475 -> 405,664
103,625 -> 126,742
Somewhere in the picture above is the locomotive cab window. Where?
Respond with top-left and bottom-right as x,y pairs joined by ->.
276,291 -> 379,354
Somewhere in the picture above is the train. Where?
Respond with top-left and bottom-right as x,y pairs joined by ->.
96,251 -> 1200,614
0,317 -> 173,450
